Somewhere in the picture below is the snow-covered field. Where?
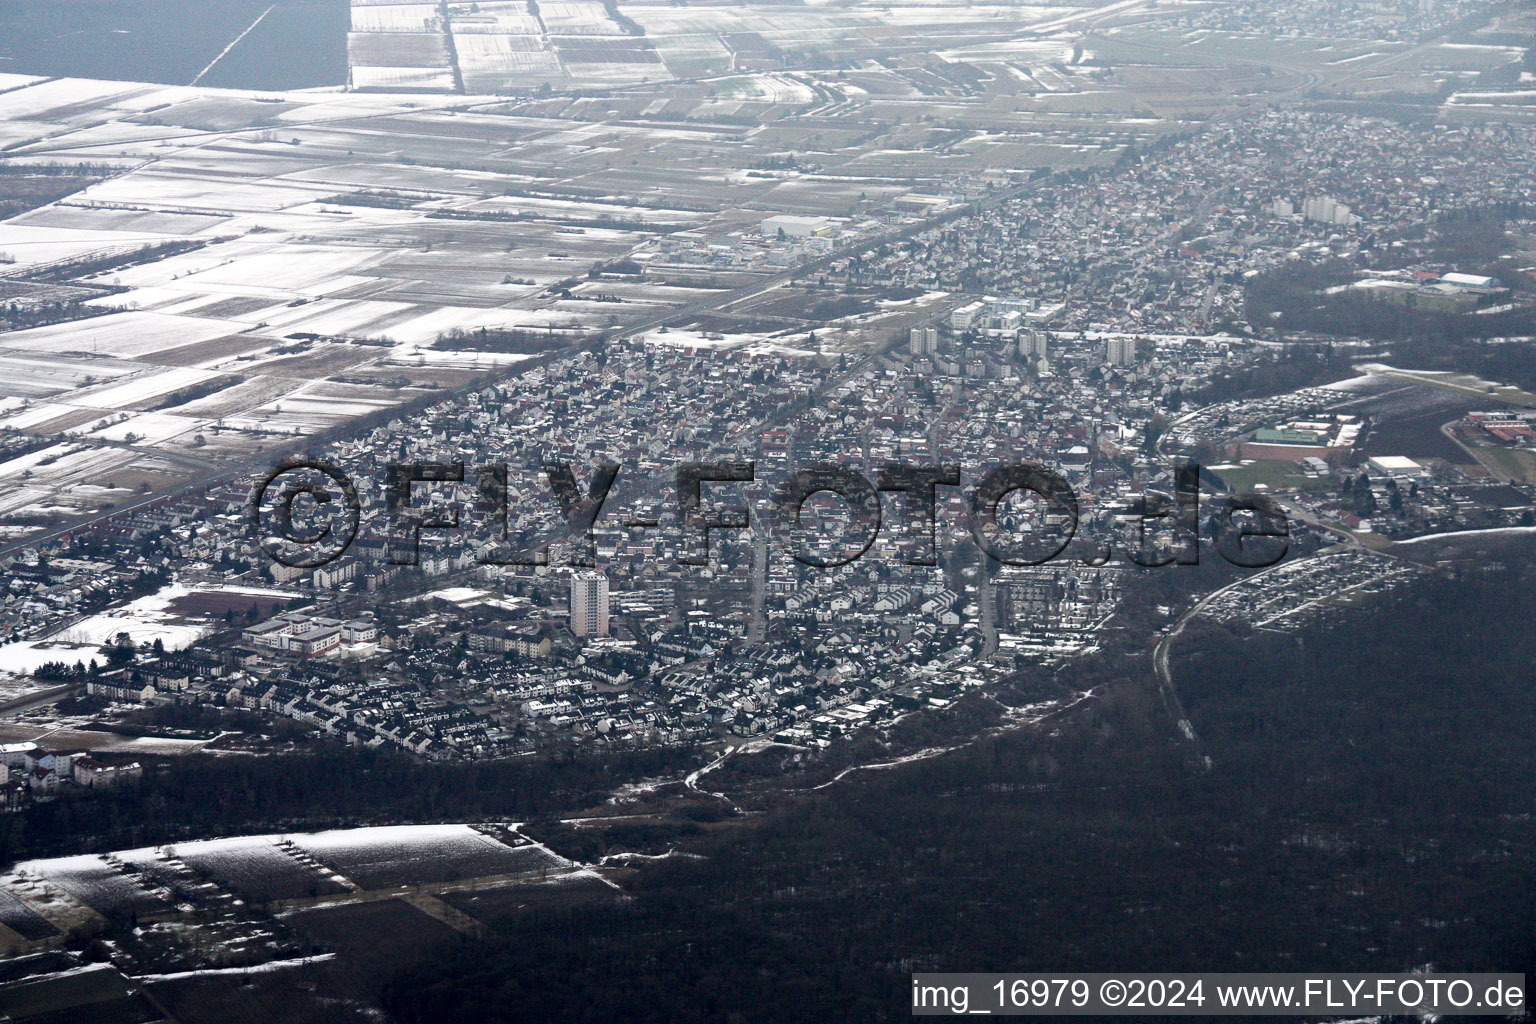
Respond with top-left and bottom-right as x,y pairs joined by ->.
156,837 -> 351,902
1,823 -> 572,925
354,62 -> 453,88
292,824 -> 564,888
540,0 -> 623,35
6,854 -> 175,918
0,311 -> 237,360
0,583 -> 297,679
349,4 -> 439,33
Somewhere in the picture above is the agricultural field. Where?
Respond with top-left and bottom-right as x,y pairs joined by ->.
0,823 -> 590,963
0,890 -> 57,942
1,0 -> 1383,540
4,854 -> 175,920
291,824 -> 564,889
348,1 -> 454,93
1207,459 -> 1336,495
1471,444 -> 1536,484
167,837 -> 353,903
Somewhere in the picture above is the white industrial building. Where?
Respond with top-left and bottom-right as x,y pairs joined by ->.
761,214 -> 835,238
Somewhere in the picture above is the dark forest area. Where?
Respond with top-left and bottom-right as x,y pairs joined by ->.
381,558 -> 1536,1024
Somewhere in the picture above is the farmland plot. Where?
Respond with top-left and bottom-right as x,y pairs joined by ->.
0,312 -> 244,360
291,825 -> 567,889
0,352 -> 141,401
350,4 -> 441,32
164,838 -> 350,903
454,4 -> 543,35
539,1 -> 625,36
9,856 -> 176,919
0,890 -> 58,941
352,64 -> 460,91
457,35 -> 565,91
348,31 -> 453,68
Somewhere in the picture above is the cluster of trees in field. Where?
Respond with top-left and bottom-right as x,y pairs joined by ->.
434,326 -> 590,354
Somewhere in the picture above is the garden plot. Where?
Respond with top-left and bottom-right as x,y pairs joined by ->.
8,856 -> 175,919
160,838 -> 350,903
291,825 -> 565,889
